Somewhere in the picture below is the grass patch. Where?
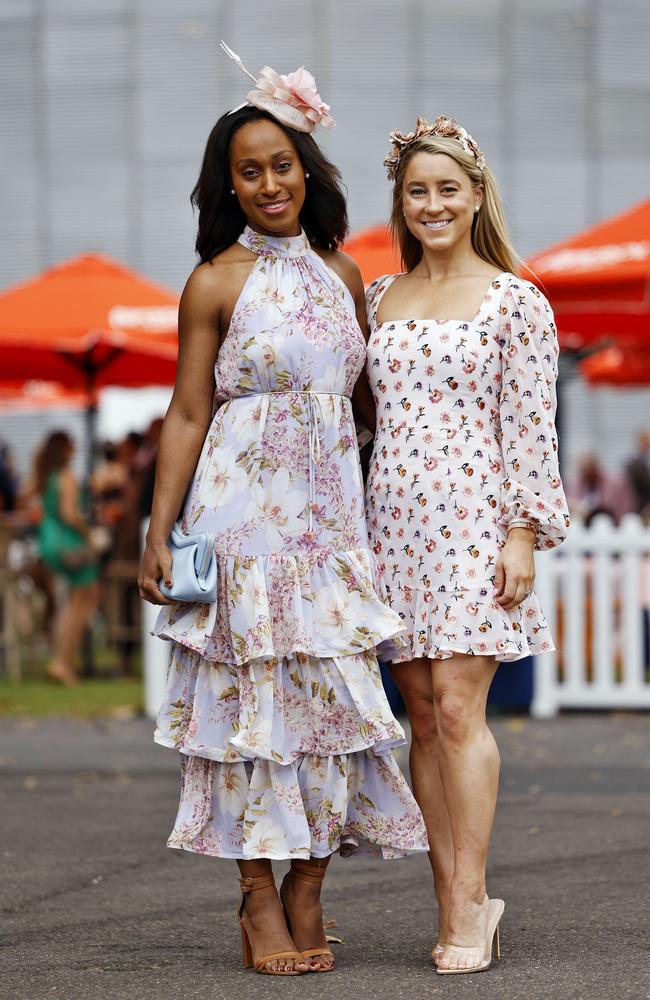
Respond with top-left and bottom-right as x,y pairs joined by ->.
0,678 -> 144,718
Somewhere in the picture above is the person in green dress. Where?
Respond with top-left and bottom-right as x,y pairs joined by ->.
36,431 -> 100,684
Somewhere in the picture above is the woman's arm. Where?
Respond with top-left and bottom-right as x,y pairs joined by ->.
350,278 -> 377,437
494,280 -> 570,610
138,266 -> 221,604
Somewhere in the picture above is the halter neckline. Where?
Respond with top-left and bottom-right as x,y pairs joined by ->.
238,225 -> 311,260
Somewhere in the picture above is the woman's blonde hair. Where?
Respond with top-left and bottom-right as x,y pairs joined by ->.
389,136 -> 520,274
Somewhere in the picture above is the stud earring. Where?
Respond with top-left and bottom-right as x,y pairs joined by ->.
305,172 -> 310,179
474,206 -> 480,213
231,188 -> 235,195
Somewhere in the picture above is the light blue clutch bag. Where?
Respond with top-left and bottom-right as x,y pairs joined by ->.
160,525 -> 217,603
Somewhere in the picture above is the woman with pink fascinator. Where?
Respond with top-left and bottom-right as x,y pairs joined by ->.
365,117 -> 570,974
138,45 -> 427,977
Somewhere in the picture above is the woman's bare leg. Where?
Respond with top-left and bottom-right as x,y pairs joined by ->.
237,859 -> 309,974
48,582 -> 100,682
391,659 -> 455,949
432,653 -> 500,971
48,588 -> 84,682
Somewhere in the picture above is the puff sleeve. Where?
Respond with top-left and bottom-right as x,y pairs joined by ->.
497,279 -> 570,550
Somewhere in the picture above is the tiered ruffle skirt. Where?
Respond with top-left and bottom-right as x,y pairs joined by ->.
153,547 -> 428,860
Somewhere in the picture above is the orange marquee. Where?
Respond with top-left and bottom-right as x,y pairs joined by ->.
526,198 -> 650,351
0,253 -> 179,391
0,381 -> 88,411
579,345 -> 650,386
343,226 -> 400,286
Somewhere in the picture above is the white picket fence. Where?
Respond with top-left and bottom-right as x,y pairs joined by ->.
532,514 -> 650,717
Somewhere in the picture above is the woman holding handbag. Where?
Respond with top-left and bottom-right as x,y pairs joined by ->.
138,46 -> 427,977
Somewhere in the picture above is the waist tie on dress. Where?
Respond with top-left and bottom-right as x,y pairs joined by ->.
233,390 -> 350,536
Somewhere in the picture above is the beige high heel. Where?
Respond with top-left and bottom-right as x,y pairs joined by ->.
437,898 -> 504,976
238,873 -> 306,976
280,860 -> 336,972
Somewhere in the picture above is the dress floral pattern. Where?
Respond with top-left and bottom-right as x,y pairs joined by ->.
153,227 -> 428,860
365,272 -> 570,664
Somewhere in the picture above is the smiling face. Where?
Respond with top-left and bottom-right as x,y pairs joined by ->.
229,118 -> 306,237
401,151 -> 483,256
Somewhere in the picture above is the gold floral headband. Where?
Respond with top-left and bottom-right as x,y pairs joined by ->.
384,116 -> 486,180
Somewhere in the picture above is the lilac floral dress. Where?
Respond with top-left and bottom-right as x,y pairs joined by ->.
153,227 -> 428,860
365,272 -> 570,664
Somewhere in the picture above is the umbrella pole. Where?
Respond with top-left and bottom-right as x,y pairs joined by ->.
85,397 -> 97,482
63,347 -> 124,679
82,375 -> 98,679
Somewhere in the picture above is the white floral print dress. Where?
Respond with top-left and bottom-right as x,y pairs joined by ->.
365,272 -> 570,664
153,227 -> 428,860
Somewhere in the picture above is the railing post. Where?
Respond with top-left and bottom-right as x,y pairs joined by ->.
563,521 -> 587,698
619,514 -> 645,696
530,548 -> 558,718
590,515 -> 615,701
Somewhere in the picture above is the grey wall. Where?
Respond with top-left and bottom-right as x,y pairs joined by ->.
2,0 -> 650,478
2,0 -> 649,293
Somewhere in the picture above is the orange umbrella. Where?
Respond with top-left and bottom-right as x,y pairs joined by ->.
0,381 -> 88,411
0,253 -> 179,470
526,198 -> 650,350
343,225 -> 401,286
0,253 -> 179,390
579,345 -> 650,386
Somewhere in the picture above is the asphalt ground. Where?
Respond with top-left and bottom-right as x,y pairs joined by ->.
1,713 -> 649,1000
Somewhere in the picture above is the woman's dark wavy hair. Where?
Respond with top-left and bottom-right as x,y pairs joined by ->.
35,431 -> 73,494
191,106 -> 349,263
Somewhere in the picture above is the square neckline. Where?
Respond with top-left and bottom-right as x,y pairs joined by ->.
371,271 -> 511,328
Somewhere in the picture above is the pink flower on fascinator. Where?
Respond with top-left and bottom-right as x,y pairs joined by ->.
255,65 -> 335,129
281,68 -> 335,127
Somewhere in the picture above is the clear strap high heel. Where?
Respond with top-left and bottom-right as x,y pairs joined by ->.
437,898 -> 504,976
431,941 -> 445,965
238,874 -> 306,976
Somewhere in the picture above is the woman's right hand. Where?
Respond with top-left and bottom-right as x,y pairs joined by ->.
138,538 -> 175,605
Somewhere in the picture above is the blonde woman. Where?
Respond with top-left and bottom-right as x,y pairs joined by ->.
365,117 -> 570,974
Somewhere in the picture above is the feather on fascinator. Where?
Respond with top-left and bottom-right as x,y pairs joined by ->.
220,41 -> 335,134
384,116 -> 486,180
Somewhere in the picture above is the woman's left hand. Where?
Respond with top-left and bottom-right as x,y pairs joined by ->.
494,527 -> 536,610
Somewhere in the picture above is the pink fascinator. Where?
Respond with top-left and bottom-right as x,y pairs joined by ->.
220,41 -> 335,134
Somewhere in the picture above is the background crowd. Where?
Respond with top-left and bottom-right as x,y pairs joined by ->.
565,432 -> 650,526
0,421 -> 161,684
1,421 -> 650,686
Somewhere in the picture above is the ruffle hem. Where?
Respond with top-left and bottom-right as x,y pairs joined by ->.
153,547 -> 406,663
380,582 -> 555,664
154,547 -> 428,860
